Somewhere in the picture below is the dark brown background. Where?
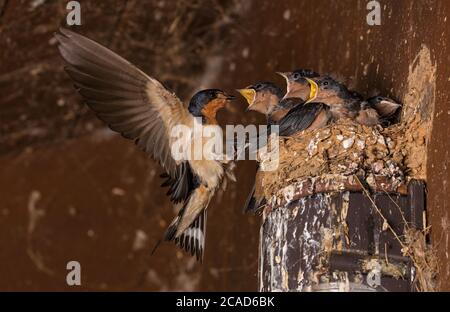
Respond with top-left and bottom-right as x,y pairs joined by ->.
0,0 -> 449,291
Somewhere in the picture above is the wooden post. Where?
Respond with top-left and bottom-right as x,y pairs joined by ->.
259,180 -> 425,292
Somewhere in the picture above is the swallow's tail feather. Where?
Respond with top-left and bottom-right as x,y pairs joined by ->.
175,209 -> 207,262
154,209 -> 207,262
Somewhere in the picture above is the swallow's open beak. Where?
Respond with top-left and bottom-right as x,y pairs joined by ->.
277,72 -> 291,99
237,88 -> 256,108
304,77 -> 318,103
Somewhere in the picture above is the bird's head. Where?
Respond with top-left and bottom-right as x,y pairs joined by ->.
303,75 -> 352,105
277,69 -> 319,100
367,95 -> 402,118
188,89 -> 235,123
237,82 -> 283,116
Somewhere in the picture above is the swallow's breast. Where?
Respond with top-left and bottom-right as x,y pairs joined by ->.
187,123 -> 225,188
189,159 -> 224,189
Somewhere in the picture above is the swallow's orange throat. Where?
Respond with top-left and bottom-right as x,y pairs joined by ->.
201,98 -> 227,124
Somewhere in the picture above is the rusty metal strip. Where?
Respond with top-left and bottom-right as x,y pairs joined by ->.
269,175 -> 407,208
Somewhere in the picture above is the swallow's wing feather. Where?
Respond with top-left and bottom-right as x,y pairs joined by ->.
278,102 -> 325,136
56,28 -> 194,202
278,97 -> 304,110
243,183 -> 257,213
243,183 -> 266,214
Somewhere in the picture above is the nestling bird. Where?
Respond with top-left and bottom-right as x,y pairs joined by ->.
304,75 -> 383,127
237,82 -> 282,214
55,28 -> 236,261
239,75 -> 401,214
366,95 -> 402,125
277,69 -> 320,100
238,81 -> 321,129
355,101 -> 380,126
237,81 -> 326,137
274,70 -> 332,136
238,70 -> 327,132
303,76 -> 361,119
277,101 -> 331,136
237,82 -> 283,122
237,75 -> 330,214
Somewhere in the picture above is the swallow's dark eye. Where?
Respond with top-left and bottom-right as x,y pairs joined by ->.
323,81 -> 329,86
255,84 -> 263,90
292,73 -> 301,80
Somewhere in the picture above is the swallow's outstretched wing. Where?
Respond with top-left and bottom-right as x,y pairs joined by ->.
55,28 -> 196,203
56,28 -> 230,261
278,102 -> 327,137
278,97 -> 304,111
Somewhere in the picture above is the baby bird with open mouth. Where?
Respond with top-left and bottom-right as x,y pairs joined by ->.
238,69 -> 329,136
237,82 -> 284,124
303,76 -> 402,127
236,82 -> 282,214
237,71 -> 329,214
275,70 -> 332,136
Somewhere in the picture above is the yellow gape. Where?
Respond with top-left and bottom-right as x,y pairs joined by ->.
237,89 -> 256,106
305,78 -> 318,103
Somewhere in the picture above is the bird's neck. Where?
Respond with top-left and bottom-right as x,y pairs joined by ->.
265,94 -> 282,114
201,99 -> 226,124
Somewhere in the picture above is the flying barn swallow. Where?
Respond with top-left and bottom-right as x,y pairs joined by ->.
55,28 -> 236,261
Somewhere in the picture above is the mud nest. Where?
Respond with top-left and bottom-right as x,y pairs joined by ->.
257,114 -> 428,202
